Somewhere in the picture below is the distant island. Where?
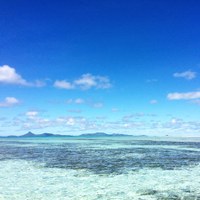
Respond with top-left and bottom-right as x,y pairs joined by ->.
0,131 -> 147,138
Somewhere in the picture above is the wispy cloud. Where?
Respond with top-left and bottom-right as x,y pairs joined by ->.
54,80 -> 74,89
173,70 -> 196,80
74,74 -> 97,89
92,102 -> 103,108
75,74 -> 112,89
167,91 -> 200,100
65,98 -> 103,108
150,99 -> 158,104
33,80 -> 46,87
0,65 -> 46,87
66,98 -> 85,104
74,98 -> 85,104
0,97 -> 20,107
26,111 -> 39,119
54,73 -> 112,90
111,108 -> 119,112
67,109 -> 82,113
161,118 -> 200,135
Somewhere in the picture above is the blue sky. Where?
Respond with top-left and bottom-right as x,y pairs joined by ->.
0,0 -> 200,136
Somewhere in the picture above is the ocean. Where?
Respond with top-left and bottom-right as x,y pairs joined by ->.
0,136 -> 200,200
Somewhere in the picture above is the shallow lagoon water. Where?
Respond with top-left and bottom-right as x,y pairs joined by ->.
0,136 -> 200,199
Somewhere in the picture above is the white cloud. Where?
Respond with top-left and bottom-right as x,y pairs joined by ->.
54,73 -> 112,90
26,111 -> 39,118
74,98 -> 85,104
0,65 -> 46,87
173,70 -> 196,80
66,117 -> 75,126
167,91 -> 200,100
0,65 -> 28,85
171,118 -> 178,125
54,80 -> 74,89
0,97 -> 20,107
96,76 -> 112,89
74,74 -> 97,89
161,118 -> 200,134
75,74 -> 112,89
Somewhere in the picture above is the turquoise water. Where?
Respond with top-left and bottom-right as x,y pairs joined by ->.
0,136 -> 200,199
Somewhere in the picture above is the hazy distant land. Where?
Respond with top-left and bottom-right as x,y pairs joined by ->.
0,131 -> 148,138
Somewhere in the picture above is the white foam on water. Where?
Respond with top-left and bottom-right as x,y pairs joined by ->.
0,159 -> 200,200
